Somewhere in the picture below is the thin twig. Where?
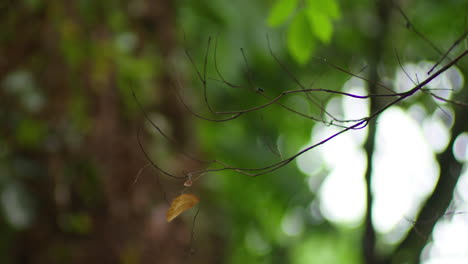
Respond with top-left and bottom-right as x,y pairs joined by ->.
183,49 -> 468,178
428,29 -> 468,75
393,2 -> 445,55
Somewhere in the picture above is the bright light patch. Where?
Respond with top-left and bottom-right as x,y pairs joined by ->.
342,76 -> 365,93
422,114 -> 451,153
297,145 -> 323,178
453,133 -> 468,162
423,167 -> 468,263
393,61 -> 463,104
394,63 -> 422,92
419,61 -> 453,99
455,166 -> 468,201
296,65 -> 465,260
372,107 -> 439,237
342,81 -> 369,145
407,103 -> 427,125
298,96 -> 368,227
298,110 -> 368,226
312,124 -> 366,168
445,66 -> 464,92
315,124 -> 367,226
325,97 -> 344,122
319,164 -> 367,226
342,85 -> 369,120
422,214 -> 468,264
434,107 -> 455,129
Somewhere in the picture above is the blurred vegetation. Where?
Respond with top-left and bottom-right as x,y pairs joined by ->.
1,0 -> 467,264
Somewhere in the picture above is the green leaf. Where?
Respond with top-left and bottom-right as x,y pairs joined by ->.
287,12 -> 315,65
326,0 -> 341,18
267,0 -> 298,27
306,0 -> 341,19
305,10 -> 333,43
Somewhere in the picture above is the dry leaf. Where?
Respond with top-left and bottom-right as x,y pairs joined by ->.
166,194 -> 200,222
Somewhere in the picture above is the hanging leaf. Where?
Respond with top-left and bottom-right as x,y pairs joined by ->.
287,11 -> 315,65
267,0 -> 299,27
306,0 -> 341,19
304,0 -> 339,44
267,0 -> 341,65
305,10 -> 333,43
166,194 -> 200,222
325,0 -> 341,19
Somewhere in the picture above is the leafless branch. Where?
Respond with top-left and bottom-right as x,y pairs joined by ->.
182,49 -> 468,180
141,38 -> 468,184
428,29 -> 468,75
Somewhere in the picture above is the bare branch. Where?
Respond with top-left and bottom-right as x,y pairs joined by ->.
428,29 -> 468,74
136,124 -> 186,180
393,2 -> 445,55
427,92 -> 468,107
185,49 -> 468,178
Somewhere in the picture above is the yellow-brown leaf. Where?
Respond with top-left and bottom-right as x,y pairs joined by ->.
166,194 -> 200,222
